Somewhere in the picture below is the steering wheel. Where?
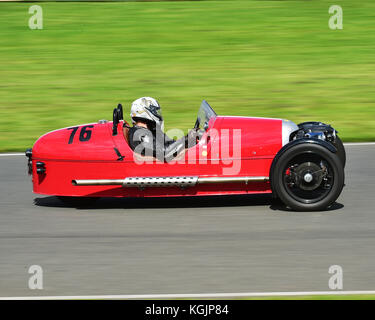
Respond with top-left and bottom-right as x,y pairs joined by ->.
194,117 -> 200,130
189,116 -> 207,144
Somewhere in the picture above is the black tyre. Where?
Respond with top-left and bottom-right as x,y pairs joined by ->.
57,196 -> 99,207
271,143 -> 344,211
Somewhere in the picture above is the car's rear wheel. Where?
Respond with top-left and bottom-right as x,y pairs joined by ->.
271,143 -> 344,211
57,196 -> 99,207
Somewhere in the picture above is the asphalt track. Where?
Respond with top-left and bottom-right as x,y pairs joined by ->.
0,145 -> 374,297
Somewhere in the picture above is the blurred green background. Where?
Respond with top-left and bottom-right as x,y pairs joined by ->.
0,0 -> 374,151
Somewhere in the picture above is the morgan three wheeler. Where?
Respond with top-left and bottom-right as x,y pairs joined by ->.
26,100 -> 345,211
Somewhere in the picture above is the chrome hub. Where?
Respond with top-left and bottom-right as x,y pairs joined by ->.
292,162 -> 324,191
303,173 -> 313,183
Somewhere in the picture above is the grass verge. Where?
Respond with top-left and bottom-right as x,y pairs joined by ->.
0,1 -> 375,151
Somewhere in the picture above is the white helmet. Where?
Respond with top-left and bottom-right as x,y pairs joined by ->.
130,97 -> 163,128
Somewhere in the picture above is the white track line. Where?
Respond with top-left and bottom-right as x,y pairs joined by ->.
1,290 -> 375,300
343,142 -> 375,146
0,153 -> 24,157
0,142 -> 374,157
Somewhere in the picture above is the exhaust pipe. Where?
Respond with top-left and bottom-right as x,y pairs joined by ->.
72,176 -> 269,188
72,179 -> 123,186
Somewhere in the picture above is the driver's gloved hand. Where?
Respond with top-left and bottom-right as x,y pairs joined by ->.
197,129 -> 205,140
185,129 -> 204,148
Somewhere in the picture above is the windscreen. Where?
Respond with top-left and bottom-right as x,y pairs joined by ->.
197,100 -> 217,130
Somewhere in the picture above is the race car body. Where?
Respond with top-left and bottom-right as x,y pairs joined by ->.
26,100 -> 345,211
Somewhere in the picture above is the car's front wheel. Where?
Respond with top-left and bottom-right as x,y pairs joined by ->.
271,143 -> 344,211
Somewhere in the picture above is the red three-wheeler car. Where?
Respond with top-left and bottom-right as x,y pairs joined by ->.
26,100 -> 345,211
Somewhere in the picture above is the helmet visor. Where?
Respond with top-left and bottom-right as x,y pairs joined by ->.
145,103 -> 163,122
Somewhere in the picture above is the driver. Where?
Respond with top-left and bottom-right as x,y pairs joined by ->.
128,97 -> 201,162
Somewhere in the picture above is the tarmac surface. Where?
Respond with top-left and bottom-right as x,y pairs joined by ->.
0,145 -> 374,297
